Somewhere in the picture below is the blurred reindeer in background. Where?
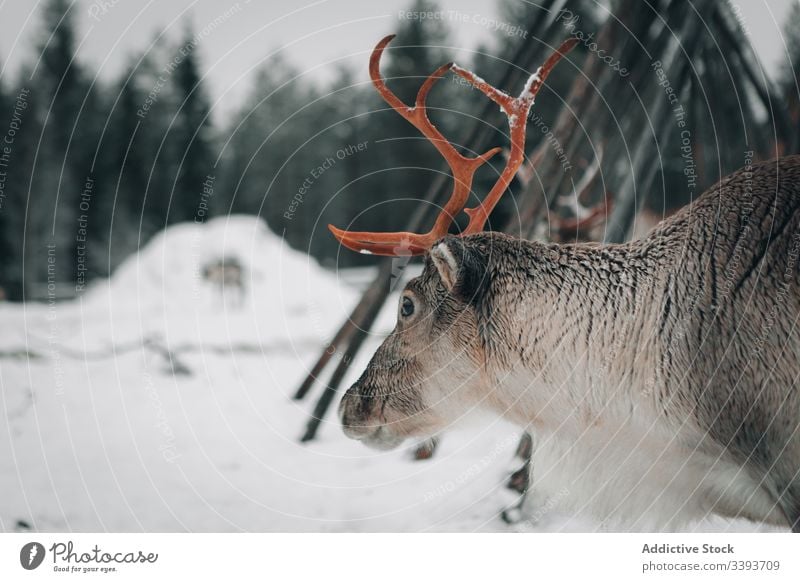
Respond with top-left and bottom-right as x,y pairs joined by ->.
201,256 -> 246,308
523,147 -> 613,243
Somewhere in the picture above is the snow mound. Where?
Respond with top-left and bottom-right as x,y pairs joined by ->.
2,216 -> 358,352
95,215 -> 356,336
99,215 -> 348,312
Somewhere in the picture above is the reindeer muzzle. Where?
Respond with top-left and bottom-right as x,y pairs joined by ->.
339,387 -> 404,450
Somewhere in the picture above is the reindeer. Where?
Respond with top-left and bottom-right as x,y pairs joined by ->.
201,256 -> 246,308
331,36 -> 800,532
535,148 -> 613,243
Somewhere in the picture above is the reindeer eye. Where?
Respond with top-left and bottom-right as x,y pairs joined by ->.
400,296 -> 414,318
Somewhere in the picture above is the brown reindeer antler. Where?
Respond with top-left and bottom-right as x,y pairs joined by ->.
329,35 -> 578,256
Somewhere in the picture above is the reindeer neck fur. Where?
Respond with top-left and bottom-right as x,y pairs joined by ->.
471,234 -> 670,438
465,234 -> 728,529
457,233 -> 781,529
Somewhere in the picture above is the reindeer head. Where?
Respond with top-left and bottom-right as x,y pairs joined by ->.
334,36 -> 576,449
339,235 -> 497,448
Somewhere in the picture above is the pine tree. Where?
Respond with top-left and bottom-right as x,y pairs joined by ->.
101,59 -> 161,268
353,0 -> 455,237
26,0 -> 88,297
134,42 -> 179,236
303,65 -> 371,262
75,81 -> 110,283
219,55 -> 311,226
0,70 -> 41,301
167,26 -> 214,225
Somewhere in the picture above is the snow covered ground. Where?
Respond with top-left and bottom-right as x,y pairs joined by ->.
0,216 -> 775,532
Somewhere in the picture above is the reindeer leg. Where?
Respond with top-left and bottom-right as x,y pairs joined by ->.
501,432 -> 533,524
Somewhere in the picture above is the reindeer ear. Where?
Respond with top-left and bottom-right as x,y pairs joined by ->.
429,237 -> 488,303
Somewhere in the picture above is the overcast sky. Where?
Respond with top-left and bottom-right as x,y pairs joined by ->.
0,0 -> 796,121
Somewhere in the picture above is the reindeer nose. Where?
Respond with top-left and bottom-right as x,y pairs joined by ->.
339,387 -> 378,440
